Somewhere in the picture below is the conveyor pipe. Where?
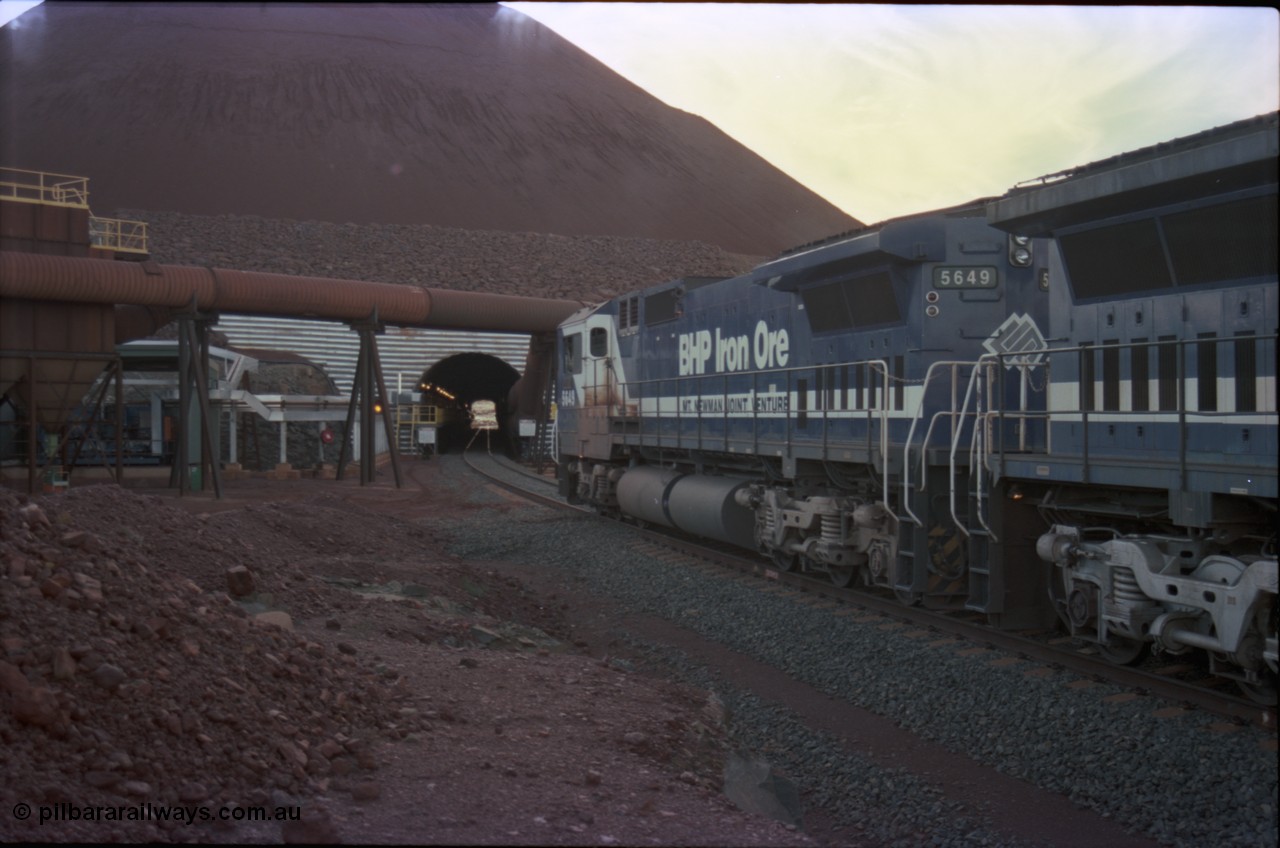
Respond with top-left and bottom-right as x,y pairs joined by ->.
0,251 -> 585,335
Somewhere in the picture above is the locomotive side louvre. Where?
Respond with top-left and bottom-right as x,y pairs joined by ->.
555,203 -> 1053,617
987,111 -> 1278,700
1022,198 -> 1277,489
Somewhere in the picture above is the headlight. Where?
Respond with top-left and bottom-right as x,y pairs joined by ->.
1008,234 -> 1033,267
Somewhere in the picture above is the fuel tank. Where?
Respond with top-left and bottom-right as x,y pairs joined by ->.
616,466 -> 755,549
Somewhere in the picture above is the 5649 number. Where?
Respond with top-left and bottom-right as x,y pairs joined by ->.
933,267 -> 998,289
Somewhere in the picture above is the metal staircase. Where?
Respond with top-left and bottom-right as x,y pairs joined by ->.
530,372 -> 557,471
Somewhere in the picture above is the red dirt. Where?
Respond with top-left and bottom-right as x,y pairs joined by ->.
0,469 -> 811,845
0,3 -> 859,256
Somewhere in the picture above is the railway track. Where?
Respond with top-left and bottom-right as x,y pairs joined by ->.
462,447 -> 1277,730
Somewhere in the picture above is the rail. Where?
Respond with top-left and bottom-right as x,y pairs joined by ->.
464,450 -> 1276,729
0,166 -> 90,208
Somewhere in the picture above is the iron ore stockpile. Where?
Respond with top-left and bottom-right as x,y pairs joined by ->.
462,456 -> 1279,848
120,209 -> 767,305
0,480 -> 815,847
0,485 -> 420,843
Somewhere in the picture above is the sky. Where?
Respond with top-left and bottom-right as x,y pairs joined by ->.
505,3 -> 1279,223
4,2 -> 1276,224
0,0 -> 36,27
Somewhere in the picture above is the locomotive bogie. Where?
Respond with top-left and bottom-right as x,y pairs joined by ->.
1038,523 -> 1279,695
566,460 -> 625,513
735,484 -> 899,586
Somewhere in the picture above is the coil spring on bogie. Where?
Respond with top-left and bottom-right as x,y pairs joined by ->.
1112,567 -> 1146,604
821,513 -> 841,543
761,500 -> 779,538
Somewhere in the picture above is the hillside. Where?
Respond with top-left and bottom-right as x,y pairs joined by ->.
0,2 -> 859,255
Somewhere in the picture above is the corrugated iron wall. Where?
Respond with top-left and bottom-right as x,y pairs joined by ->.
212,314 -> 531,395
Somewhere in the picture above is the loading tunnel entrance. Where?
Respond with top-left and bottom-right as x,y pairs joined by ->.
417,352 -> 520,455
2,170 -> 582,495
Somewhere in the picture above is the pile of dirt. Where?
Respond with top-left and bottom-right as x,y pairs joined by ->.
0,485 -> 420,841
125,209 -> 767,305
0,480 -> 809,845
1,4 -> 859,256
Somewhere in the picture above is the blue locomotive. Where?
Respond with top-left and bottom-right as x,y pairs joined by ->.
988,112 -> 1277,701
555,200 -> 1054,612
552,112 -> 1277,703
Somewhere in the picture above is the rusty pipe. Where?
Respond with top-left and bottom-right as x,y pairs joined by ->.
1,251 -> 586,335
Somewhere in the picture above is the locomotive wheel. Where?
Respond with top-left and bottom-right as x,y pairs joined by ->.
894,586 -> 922,607
770,550 -> 798,572
893,558 -> 921,606
1233,627 -> 1278,706
1237,673 -> 1278,707
829,564 -> 856,588
1096,636 -> 1148,666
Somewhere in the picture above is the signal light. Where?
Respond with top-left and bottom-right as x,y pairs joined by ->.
1009,234 -> 1032,267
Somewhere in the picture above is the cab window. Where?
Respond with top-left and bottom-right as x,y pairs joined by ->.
590,327 -> 608,357
563,333 -> 582,374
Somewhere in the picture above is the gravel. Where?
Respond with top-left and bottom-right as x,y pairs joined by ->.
119,209 -> 767,305
425,455 -> 1279,848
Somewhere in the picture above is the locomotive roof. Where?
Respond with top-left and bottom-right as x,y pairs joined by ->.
987,111 -> 1279,236
747,200 -> 989,292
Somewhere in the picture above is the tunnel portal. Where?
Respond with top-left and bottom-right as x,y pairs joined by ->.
418,352 -> 520,454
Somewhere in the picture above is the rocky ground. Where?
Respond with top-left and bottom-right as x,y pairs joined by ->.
0,467 -> 810,845
121,209 -> 768,306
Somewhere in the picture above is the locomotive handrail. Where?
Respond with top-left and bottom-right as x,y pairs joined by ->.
968,363 -> 988,540
619,357 -> 892,504
969,354 -> 1045,544
966,355 -> 1010,543
973,334 -> 1277,505
948,353 -> 1003,540
900,359 -> 981,528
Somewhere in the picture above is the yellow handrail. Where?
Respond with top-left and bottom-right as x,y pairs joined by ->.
0,166 -> 90,208
395,404 -> 440,427
2,167 -> 148,254
89,216 -> 149,254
